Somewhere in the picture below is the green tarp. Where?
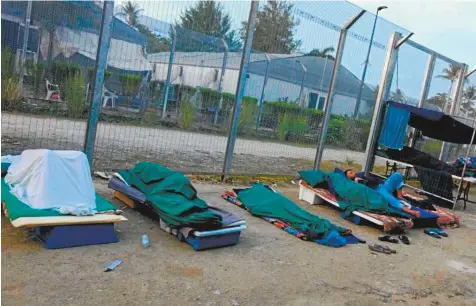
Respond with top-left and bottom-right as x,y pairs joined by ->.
299,170 -> 407,217
236,183 -> 345,240
1,178 -> 117,221
118,162 -> 222,229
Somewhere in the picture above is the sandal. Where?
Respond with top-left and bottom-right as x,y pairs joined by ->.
424,229 -> 441,239
433,228 -> 448,237
381,245 -> 397,254
369,244 -> 393,254
378,236 -> 399,244
398,235 -> 410,245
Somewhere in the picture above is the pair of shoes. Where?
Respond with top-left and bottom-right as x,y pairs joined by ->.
369,244 -> 397,254
424,228 -> 448,239
378,235 -> 411,245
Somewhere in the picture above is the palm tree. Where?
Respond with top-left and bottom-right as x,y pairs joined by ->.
437,63 -> 462,113
391,88 -> 406,102
117,1 -> 142,27
461,85 -> 476,117
306,46 -> 335,60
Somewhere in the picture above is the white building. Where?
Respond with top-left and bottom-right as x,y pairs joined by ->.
148,52 -> 375,117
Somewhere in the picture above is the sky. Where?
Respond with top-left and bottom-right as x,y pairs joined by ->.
122,0 -> 475,101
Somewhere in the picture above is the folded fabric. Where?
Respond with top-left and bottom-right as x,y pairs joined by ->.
118,162 -> 222,230
299,170 -> 409,218
378,103 -> 410,150
1,178 -> 116,221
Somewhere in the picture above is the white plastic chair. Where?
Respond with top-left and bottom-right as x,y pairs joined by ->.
102,86 -> 118,108
45,78 -> 61,101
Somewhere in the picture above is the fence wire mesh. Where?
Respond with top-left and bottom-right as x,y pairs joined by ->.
1,0 -> 472,179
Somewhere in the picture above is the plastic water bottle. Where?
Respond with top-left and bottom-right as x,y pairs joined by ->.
141,235 -> 150,248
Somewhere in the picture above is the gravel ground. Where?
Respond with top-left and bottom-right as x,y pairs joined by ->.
2,180 -> 476,306
1,113 -> 378,174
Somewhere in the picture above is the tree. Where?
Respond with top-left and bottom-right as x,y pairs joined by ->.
391,88 -> 406,102
426,93 -> 448,109
136,24 -> 170,53
117,1 -> 143,27
437,63 -> 462,112
306,47 -> 335,60
461,85 -> 476,116
241,1 -> 302,54
176,1 -> 242,52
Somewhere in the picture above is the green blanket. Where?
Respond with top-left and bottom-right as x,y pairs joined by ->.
118,162 -> 222,229
1,178 -> 117,221
299,170 -> 407,217
237,183 -> 345,240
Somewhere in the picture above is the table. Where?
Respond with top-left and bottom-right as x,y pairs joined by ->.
452,175 -> 476,209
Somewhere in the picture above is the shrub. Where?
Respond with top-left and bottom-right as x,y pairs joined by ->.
1,47 -> 20,110
422,139 -> 442,158
199,87 -> 221,109
325,117 -> 345,145
87,67 -> 112,84
119,73 -> 142,95
50,62 -> 81,90
237,98 -> 258,136
64,72 -> 86,118
178,94 -> 195,129
278,113 -> 291,141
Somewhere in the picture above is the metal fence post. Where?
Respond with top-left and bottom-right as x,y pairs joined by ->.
18,0 -> 33,96
83,0 -> 114,166
161,25 -> 176,119
408,53 -> 435,148
363,31 -> 402,176
297,61 -> 307,104
440,64 -> 468,161
313,10 -> 365,170
221,1 -> 258,179
256,53 -> 270,130
214,39 -> 229,124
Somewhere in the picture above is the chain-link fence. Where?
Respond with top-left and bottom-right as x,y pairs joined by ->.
2,0 -> 474,178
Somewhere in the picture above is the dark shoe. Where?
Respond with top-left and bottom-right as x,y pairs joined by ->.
378,235 -> 399,244
398,235 -> 410,245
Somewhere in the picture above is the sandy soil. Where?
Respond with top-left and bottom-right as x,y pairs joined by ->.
2,180 -> 476,306
1,113 -> 379,174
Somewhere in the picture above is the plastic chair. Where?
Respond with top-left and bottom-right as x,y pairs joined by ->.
45,78 -> 61,101
102,86 -> 118,108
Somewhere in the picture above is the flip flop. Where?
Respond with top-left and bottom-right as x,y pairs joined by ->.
381,244 -> 397,254
432,228 -> 448,237
378,236 -> 399,244
369,244 -> 392,255
424,229 -> 441,239
398,235 -> 410,245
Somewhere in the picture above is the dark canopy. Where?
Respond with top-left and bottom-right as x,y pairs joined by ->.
388,101 -> 476,144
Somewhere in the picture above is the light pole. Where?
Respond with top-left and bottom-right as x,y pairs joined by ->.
297,60 -> 307,105
353,5 -> 388,118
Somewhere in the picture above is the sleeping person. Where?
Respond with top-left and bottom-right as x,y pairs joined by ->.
344,170 -> 421,218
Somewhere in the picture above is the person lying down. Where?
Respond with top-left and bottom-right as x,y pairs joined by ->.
344,170 -> 421,218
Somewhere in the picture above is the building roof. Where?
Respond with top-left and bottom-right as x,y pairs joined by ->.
1,1 -> 147,46
147,52 -> 298,70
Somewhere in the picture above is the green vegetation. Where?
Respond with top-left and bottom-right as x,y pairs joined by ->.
1,48 -> 21,110
120,73 -> 142,95
178,94 -> 195,129
64,72 -> 86,118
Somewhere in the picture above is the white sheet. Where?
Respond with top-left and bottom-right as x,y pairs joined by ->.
5,150 -> 96,212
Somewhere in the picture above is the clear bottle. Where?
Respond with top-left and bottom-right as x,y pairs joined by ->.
141,234 -> 150,248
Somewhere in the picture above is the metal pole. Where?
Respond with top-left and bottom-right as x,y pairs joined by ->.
440,64 -> 468,161
353,10 -> 380,118
161,25 -> 176,119
256,53 -> 270,130
18,0 -> 33,96
363,32 -> 402,176
318,57 -> 328,105
298,61 -> 307,104
214,39 -> 229,124
314,10 -> 366,169
408,53 -> 435,148
83,0 -> 114,166
453,126 -> 476,210
222,1 -> 258,179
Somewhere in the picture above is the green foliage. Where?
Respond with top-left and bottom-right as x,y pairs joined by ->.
179,94 -> 195,129
242,1 -> 302,53
325,117 -> 345,145
422,139 -> 442,158
1,47 -> 20,110
50,62 -> 81,90
120,73 -> 142,95
277,113 -> 291,141
237,98 -> 258,136
64,72 -> 86,118
137,24 -> 170,53
87,67 -> 112,84
199,87 -> 221,109
176,1 -> 242,51
117,1 -> 143,27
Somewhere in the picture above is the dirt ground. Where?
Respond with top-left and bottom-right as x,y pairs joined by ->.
2,179 -> 476,306
1,113 -> 379,175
